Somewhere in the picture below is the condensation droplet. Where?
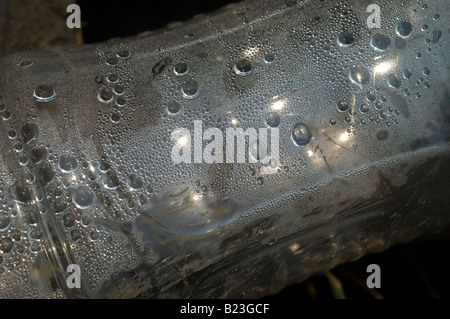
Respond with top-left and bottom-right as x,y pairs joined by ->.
337,31 -> 355,48
395,21 -> 413,38
265,112 -> 281,127
102,174 -> 118,190
263,53 -> 275,64
116,50 -> 131,59
387,74 -> 401,89
166,101 -> 181,115
110,113 -> 121,123
113,85 -> 125,95
22,123 -> 39,144
18,60 -> 33,68
431,30 -> 442,43
72,186 -> 94,209
33,85 -> 56,102
257,177 -> 264,185
98,87 -> 114,103
349,65 -> 370,86
181,80 -> 200,99
173,62 -> 189,76
359,103 -> 369,113
370,34 -> 391,52
126,174 -> 143,191
233,58 -> 253,76
0,213 -> 11,231
0,238 -> 13,253
337,100 -> 349,112
291,123 -> 312,146
63,213 -> 75,228
403,69 -> 412,79
58,154 -> 78,173
71,229 -> 81,241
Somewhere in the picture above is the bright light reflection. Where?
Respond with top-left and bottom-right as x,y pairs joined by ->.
340,132 -> 350,142
374,62 -> 392,74
272,100 -> 285,111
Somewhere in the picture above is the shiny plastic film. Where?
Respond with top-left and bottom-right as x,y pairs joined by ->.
0,0 -> 449,298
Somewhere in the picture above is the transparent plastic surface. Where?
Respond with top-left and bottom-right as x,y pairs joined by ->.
0,0 -> 449,298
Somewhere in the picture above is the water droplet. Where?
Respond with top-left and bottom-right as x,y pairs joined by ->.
263,53 -> 275,64
265,112 -> 280,127
376,130 -> 389,141
30,242 -> 40,253
58,154 -> 78,173
81,214 -> 92,226
54,200 -> 66,214
387,74 -> 401,89
173,62 -> 189,76
29,228 -> 43,240
107,74 -> 119,83
116,50 -> 131,59
359,103 -> 369,113
403,69 -> 412,79
8,129 -> 17,140
10,182 -> 32,204
0,213 -> 11,231
379,110 -> 387,119
431,30 -> 442,43
26,172 -> 36,184
433,14 -> 440,20
11,229 -> 21,242
113,85 -> 125,95
72,186 -> 94,209
110,113 -> 121,123
38,163 -> 55,185
233,58 -> 253,76
2,110 -> 11,121
22,123 -> 39,144
366,91 -> 376,102
422,67 -> 430,76
416,52 -> 422,59
18,60 -> 33,67
336,31 -> 355,48
249,168 -> 256,176
63,213 -> 75,228
71,229 -> 81,241
395,21 -> 413,38
19,155 -> 28,166
31,146 -> 47,164
106,56 -> 119,66
349,65 -> 370,86
249,139 -> 268,162
89,231 -> 99,241
98,87 -> 114,103
33,85 -> 56,102
421,24 -> 428,31
291,123 -> 312,146
370,34 -> 391,52
256,177 -> 264,185
166,101 -> 181,115
330,118 -> 337,125
115,96 -> 127,107
102,174 -> 118,190
337,100 -> 349,112
0,238 -> 13,253
181,80 -> 200,99
126,174 -> 143,191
